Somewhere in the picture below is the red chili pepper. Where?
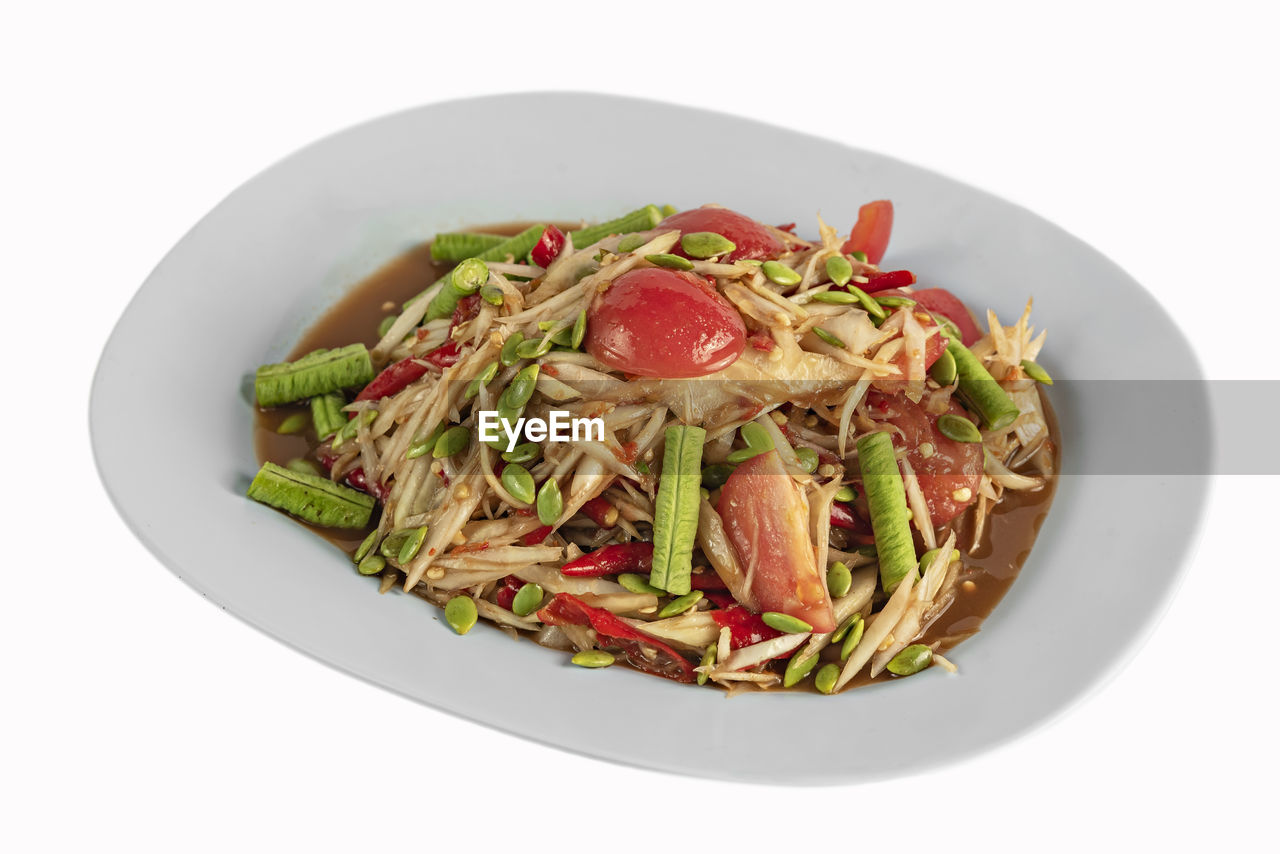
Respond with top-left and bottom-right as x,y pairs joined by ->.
829,501 -> 863,531
314,450 -> 389,502
522,525 -> 554,546
537,593 -> 696,682
495,575 -> 524,610
710,606 -> 784,650
581,496 -> 618,529
421,340 -> 463,370
451,293 -> 482,329
560,542 -> 654,577
775,223 -> 797,233
688,572 -> 729,591
530,225 -> 566,268
354,358 -> 430,403
861,269 -> 917,292
747,330 -> 775,352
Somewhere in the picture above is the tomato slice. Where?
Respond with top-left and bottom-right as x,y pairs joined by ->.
585,267 -> 746,378
841,200 -> 894,265
911,288 -> 983,346
865,390 -> 983,526
874,289 -> 948,379
658,206 -> 785,262
717,450 -> 835,632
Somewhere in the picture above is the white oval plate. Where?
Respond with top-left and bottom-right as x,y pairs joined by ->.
91,93 -> 1208,784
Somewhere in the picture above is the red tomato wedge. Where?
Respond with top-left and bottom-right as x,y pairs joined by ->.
841,200 -> 894,265
717,450 -> 835,632
658,206 -> 786,262
865,390 -> 983,526
911,288 -> 984,347
874,289 -> 948,377
585,267 -> 746,378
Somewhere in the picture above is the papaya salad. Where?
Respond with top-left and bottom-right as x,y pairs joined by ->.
247,202 -> 1057,694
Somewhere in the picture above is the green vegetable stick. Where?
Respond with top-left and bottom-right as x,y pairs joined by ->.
404,224 -> 547,310
255,345 -> 374,408
568,205 -> 663,250
430,232 -> 507,263
310,393 -> 346,440
947,339 -> 1022,430
856,431 -> 917,593
246,461 -> 376,529
424,257 -> 490,322
649,425 -> 706,595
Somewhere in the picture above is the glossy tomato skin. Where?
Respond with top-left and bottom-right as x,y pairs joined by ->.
842,200 -> 894,265
911,288 -> 983,346
717,450 -> 835,632
865,390 -> 983,526
658,206 -> 785,262
585,267 -> 746,378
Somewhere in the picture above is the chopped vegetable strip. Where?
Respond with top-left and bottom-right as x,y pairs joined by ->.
255,345 -> 374,408
247,461 -> 375,528
649,425 -> 706,595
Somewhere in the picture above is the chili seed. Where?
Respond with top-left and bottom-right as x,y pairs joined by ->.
571,650 -> 615,668
511,583 -> 544,617
762,260 -> 802,286
936,413 -> 982,444
814,663 -> 840,695
762,612 -> 812,633
444,596 -> 479,635
656,590 -> 704,619
501,463 -> 536,504
886,644 -> 933,676
645,253 -> 694,271
680,231 -> 737,259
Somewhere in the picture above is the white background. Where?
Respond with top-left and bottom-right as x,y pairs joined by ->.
4,2 -> 1276,851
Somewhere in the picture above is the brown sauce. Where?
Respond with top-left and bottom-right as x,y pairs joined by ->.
254,223 -> 1060,690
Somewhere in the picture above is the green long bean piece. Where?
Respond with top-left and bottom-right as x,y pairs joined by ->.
856,431 -> 917,593
649,425 -> 706,596
404,224 -> 547,310
947,339 -> 1021,430
310,393 -> 346,439
430,232 -> 507,263
255,345 -> 374,408
568,205 -> 663,250
246,461 -> 375,529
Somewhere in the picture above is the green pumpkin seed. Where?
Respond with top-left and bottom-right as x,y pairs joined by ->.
277,412 -> 309,435
825,255 -> 854,286
660,204 -> 678,217
406,422 -> 446,460
936,413 -> 982,443
357,554 -> 386,576
794,446 -> 819,474
379,529 -> 412,559
698,643 -> 716,685
503,364 -> 541,409
783,651 -> 820,688
397,526 -> 429,564
680,231 -> 736,259
285,458 -> 322,477
571,650 -> 615,668
762,612 -> 813,634
501,463 -> 536,505
656,590 -> 704,619
886,643 -> 933,676
850,250 -> 869,263
536,477 -> 563,525
725,447 -> 767,464
761,260 -> 802,286
515,336 -> 553,360
646,253 -> 694,271
875,295 -> 917,308
376,314 -> 397,338
701,463 -> 736,490
570,309 -> 587,350
479,284 -> 505,306
814,663 -> 840,695
500,332 -> 526,366
810,289 -> 858,305
501,442 -> 540,464
617,233 -> 647,253
464,360 -> 500,400
444,596 -> 478,635
931,313 -> 962,341
1021,359 -> 1053,385
846,283 -> 888,321
618,573 -> 664,595
830,612 -> 859,643
930,348 -> 957,386
739,421 -> 773,451
827,561 -> 852,598
511,583 -> 544,617
834,485 -> 856,503
840,615 -> 865,660
813,327 -> 846,349
353,530 -> 379,564
433,425 -> 471,458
